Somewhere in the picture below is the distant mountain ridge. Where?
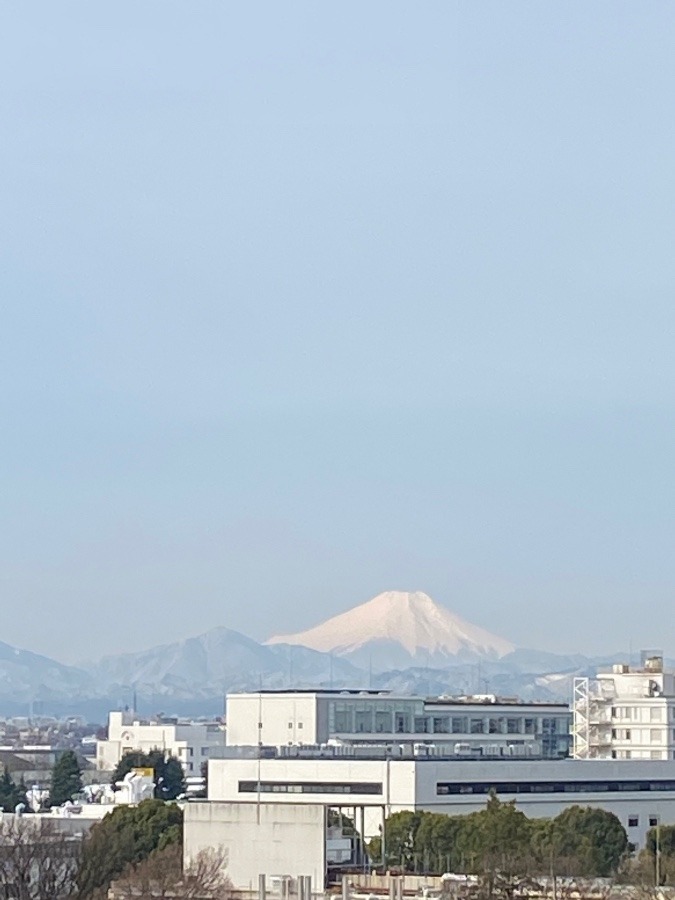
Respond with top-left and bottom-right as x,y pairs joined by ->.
0,590 -> 640,719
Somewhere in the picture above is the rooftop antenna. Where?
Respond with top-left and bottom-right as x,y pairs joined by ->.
368,653 -> 373,690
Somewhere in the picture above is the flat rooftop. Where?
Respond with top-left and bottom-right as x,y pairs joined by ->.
227,690 -> 567,707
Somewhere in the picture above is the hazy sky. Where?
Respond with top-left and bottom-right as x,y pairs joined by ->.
1,2 -> 674,662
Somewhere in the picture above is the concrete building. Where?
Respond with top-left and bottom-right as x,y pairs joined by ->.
206,745 -> 675,850
226,690 -> 571,759
184,801 -> 326,893
573,655 -> 675,760
96,712 -> 224,775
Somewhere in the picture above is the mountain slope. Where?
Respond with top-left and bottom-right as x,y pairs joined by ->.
89,627 -> 362,700
0,641 -> 89,703
266,590 -> 514,670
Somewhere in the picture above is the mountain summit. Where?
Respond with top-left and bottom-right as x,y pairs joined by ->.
266,590 -> 515,671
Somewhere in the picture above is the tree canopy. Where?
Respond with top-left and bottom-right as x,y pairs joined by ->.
50,750 -> 83,807
372,797 -> 627,879
0,768 -> 26,812
76,798 -> 183,898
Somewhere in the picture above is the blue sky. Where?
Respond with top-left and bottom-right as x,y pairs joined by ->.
1,2 -> 674,660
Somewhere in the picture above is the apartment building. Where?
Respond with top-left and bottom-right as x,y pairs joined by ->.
573,655 -> 675,760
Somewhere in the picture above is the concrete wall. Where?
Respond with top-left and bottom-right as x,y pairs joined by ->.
226,695 -> 319,747
184,801 -> 326,892
209,754 -> 675,849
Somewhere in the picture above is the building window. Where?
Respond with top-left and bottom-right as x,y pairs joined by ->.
651,708 -> 663,722
451,717 -> 467,734
433,717 -> 449,734
288,722 -> 293,729
650,817 -> 659,827
395,713 -> 410,734
297,722 -> 303,729
334,708 -> 351,732
651,730 -> 663,743
239,780 -> 382,795
437,781 -> 675,797
470,719 -> 484,734
628,817 -> 639,828
524,718 -> 536,734
355,709 -> 372,733
375,710 -> 392,733
507,718 -> 521,735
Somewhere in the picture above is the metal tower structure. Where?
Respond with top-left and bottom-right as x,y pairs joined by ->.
572,675 -> 616,759
572,677 -> 590,759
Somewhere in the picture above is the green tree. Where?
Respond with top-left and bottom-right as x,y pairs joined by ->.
415,812 -> 464,874
0,767 -> 27,812
380,810 -> 423,870
76,798 -> 183,898
455,793 -> 533,895
111,750 -> 185,801
50,750 -> 83,807
547,806 -> 627,877
641,823 -> 675,884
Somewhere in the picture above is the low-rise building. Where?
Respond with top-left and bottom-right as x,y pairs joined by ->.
96,712 -> 224,775
206,745 -> 675,850
226,690 -> 571,758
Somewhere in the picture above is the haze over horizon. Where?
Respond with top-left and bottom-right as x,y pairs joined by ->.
2,2 -> 674,663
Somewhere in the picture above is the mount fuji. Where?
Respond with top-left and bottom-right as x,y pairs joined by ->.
266,590 -> 515,671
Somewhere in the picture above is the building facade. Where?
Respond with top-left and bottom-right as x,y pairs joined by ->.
96,712 -> 224,775
573,656 -> 675,760
226,690 -> 571,758
207,747 -> 675,850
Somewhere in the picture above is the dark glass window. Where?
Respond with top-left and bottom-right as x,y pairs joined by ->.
239,780 -> 382,795
436,780 -> 675,796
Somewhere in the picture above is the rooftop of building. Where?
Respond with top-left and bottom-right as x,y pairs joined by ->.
227,689 -> 568,707
213,742 -> 554,762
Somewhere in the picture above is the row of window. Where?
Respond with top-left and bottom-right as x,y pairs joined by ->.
611,707 -> 672,723
437,780 -> 675,795
237,778 -> 675,798
331,714 -> 567,736
628,815 -> 660,828
238,781 -> 383,795
610,729 -> 675,743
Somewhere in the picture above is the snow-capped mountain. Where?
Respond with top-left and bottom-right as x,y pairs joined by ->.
89,627 -> 361,701
266,590 -> 515,671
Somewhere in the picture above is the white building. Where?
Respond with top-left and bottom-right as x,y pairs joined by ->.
226,690 -> 571,758
96,711 -> 224,775
184,801 -> 327,892
573,655 -> 675,760
205,746 -> 675,850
